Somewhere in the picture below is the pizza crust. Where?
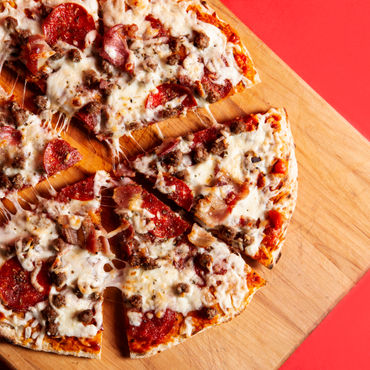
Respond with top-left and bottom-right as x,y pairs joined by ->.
129,283 -> 261,358
0,323 -> 100,359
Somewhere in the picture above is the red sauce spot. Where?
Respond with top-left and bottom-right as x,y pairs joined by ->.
271,159 -> 287,174
268,210 -> 284,230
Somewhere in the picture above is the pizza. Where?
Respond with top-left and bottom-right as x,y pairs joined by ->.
0,171 -> 114,358
112,178 -> 264,357
0,0 -> 259,150
131,108 -> 298,267
0,92 -> 82,199
0,0 -> 298,362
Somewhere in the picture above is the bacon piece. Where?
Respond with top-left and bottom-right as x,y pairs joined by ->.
43,3 -> 95,49
100,25 -> 130,70
43,139 -> 82,176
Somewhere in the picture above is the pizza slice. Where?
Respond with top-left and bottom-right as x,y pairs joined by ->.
112,178 -> 264,358
131,108 -> 298,267
0,171 -> 114,358
0,94 -> 82,198
0,0 -> 259,151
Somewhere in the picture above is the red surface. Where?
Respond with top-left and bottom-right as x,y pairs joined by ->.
221,0 -> 370,368
222,0 -> 370,140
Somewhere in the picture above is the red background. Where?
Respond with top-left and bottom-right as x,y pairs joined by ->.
221,0 -> 370,368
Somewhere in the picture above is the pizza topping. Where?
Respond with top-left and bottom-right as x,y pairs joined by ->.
141,192 -> 190,238
67,48 -> 82,62
42,305 -> 58,322
34,95 -> 49,113
43,3 -> 96,49
267,210 -> 284,230
0,257 -> 50,312
203,307 -> 217,320
4,16 -> 18,30
53,294 -> 66,308
128,295 -> 142,310
0,126 -> 21,145
196,253 -> 213,273
22,35 -> 55,75
193,146 -> 208,163
210,139 -> 228,157
156,174 -> 194,211
58,175 -> 95,202
8,102 -> 28,127
144,15 -> 169,38
174,283 -> 190,295
43,139 -> 82,176
271,159 -> 287,174
50,271 -> 67,288
146,83 -> 197,112
160,149 -> 183,168
127,308 -> 176,345
100,24 -> 130,70
77,309 -> 94,323
193,31 -> 210,49
83,69 -> 100,89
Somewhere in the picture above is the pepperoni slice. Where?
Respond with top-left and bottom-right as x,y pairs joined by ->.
22,35 -> 55,75
114,184 -> 189,238
58,175 -> 95,202
141,191 -> 190,238
127,309 -> 177,348
43,139 -> 82,176
191,126 -> 220,147
146,83 -> 197,112
155,138 -> 180,157
162,174 -> 193,211
0,126 -> 21,146
0,257 -> 50,312
43,3 -> 95,49
100,25 -> 130,70
77,108 -> 99,133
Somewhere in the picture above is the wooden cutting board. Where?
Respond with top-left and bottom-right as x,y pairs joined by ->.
0,1 -> 369,368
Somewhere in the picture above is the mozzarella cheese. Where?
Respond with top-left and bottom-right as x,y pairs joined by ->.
134,108 -> 297,260
121,224 -> 251,327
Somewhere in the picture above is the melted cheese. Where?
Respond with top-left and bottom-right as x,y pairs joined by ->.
46,56 -> 98,115
121,224 -> 251,326
134,108 -> 297,260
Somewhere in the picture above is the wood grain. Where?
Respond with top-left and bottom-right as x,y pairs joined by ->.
0,0 -> 369,368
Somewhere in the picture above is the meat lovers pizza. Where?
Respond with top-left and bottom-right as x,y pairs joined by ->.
0,0 -> 298,363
